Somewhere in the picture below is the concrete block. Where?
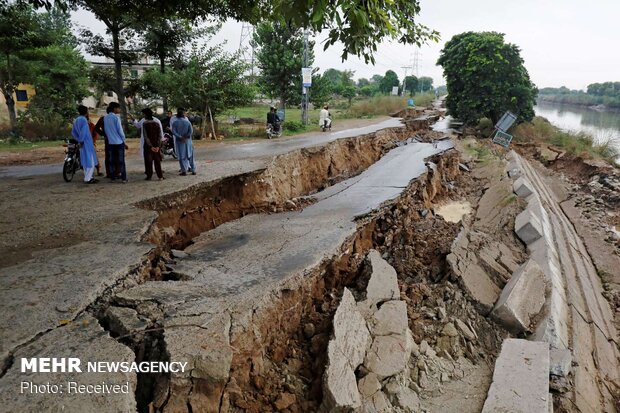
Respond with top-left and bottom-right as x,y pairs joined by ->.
369,300 -> 408,336
514,177 -> 535,198
366,250 -> 400,305
482,339 -> 550,413
492,259 -> 547,333
515,209 -> 543,244
550,348 -> 572,377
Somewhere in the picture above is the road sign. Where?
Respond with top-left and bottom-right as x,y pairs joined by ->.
302,67 -> 312,87
493,130 -> 513,148
495,111 -> 517,132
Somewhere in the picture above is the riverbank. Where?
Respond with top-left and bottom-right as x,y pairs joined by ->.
538,95 -> 620,111
514,116 -> 620,166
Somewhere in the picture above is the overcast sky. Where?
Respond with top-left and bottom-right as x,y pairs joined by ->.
73,0 -> 620,90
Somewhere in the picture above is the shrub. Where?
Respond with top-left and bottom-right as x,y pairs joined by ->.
284,121 -> 305,132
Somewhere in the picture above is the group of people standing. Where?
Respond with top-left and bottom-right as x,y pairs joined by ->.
71,103 -> 196,184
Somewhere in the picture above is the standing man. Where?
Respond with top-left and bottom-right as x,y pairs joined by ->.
94,105 -> 113,178
72,105 -> 98,184
131,108 -> 165,180
171,108 -> 195,176
161,110 -> 173,133
103,102 -> 128,183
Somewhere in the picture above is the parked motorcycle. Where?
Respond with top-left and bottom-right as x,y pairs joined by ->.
62,138 -> 81,182
266,122 -> 282,139
162,133 -> 177,159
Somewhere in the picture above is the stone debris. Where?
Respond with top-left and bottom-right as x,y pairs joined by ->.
322,252 -> 418,412
322,288 -> 371,411
491,259 -> 547,333
482,339 -> 550,413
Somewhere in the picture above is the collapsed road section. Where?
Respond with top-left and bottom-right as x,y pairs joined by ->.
2,106 -> 617,412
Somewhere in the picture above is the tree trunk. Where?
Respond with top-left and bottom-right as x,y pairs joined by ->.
160,53 -> 168,112
111,26 -> 128,130
3,54 -> 17,132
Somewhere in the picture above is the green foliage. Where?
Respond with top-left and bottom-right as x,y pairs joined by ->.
419,76 -> 433,92
149,46 -> 254,125
34,0 -> 438,64
283,120 -> 304,132
437,31 -> 538,125
379,70 -> 399,95
0,1 -> 51,130
0,3 -> 86,133
403,76 -> 418,96
346,95 -> 408,117
22,45 -> 89,123
538,83 -> 620,109
253,21 -> 311,107
308,73 -> 332,107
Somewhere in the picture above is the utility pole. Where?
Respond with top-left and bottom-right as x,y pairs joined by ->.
302,29 -> 310,125
401,66 -> 409,96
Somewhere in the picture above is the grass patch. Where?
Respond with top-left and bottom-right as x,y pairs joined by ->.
514,117 -> 620,165
345,93 -> 435,118
501,194 -> 518,206
0,137 -> 64,152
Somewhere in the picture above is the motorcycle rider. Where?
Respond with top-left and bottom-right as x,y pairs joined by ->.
266,106 -> 281,133
319,105 -> 331,131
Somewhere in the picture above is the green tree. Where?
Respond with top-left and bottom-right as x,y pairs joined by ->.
22,45 -> 89,123
419,76 -> 433,92
437,31 -> 537,125
357,78 -> 370,88
253,21 -> 312,108
135,18 -> 214,111
371,74 -> 384,84
308,72 -> 331,108
151,47 -> 254,138
379,70 -> 399,95
32,0 -> 438,64
403,75 -> 418,96
0,2 -> 47,131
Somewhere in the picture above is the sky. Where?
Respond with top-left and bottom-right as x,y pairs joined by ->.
73,0 -> 620,90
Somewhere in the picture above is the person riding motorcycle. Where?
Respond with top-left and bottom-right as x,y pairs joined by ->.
319,105 -> 332,131
266,106 -> 281,133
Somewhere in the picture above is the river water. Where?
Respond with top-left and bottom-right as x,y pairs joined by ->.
534,100 -> 620,150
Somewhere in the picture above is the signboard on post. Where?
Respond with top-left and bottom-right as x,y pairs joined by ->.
492,130 -> 513,148
391,86 -> 399,96
301,67 -> 312,87
495,111 -> 517,132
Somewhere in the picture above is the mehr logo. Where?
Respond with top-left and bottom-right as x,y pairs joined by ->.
21,358 -> 82,373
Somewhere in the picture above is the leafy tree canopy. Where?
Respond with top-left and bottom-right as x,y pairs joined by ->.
253,20 -> 313,107
379,70 -> 399,94
403,75 -> 418,96
437,31 -> 537,125
419,76 -> 433,92
26,0 -> 438,64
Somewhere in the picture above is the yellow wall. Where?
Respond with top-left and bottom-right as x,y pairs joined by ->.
14,84 -> 36,108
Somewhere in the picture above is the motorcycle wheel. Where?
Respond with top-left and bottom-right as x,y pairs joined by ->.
63,159 -> 75,182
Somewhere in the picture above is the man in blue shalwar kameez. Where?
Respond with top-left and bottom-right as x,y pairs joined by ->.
72,105 -> 98,184
171,108 -> 196,175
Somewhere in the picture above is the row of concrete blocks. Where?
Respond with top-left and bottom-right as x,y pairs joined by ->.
481,152 -> 573,412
